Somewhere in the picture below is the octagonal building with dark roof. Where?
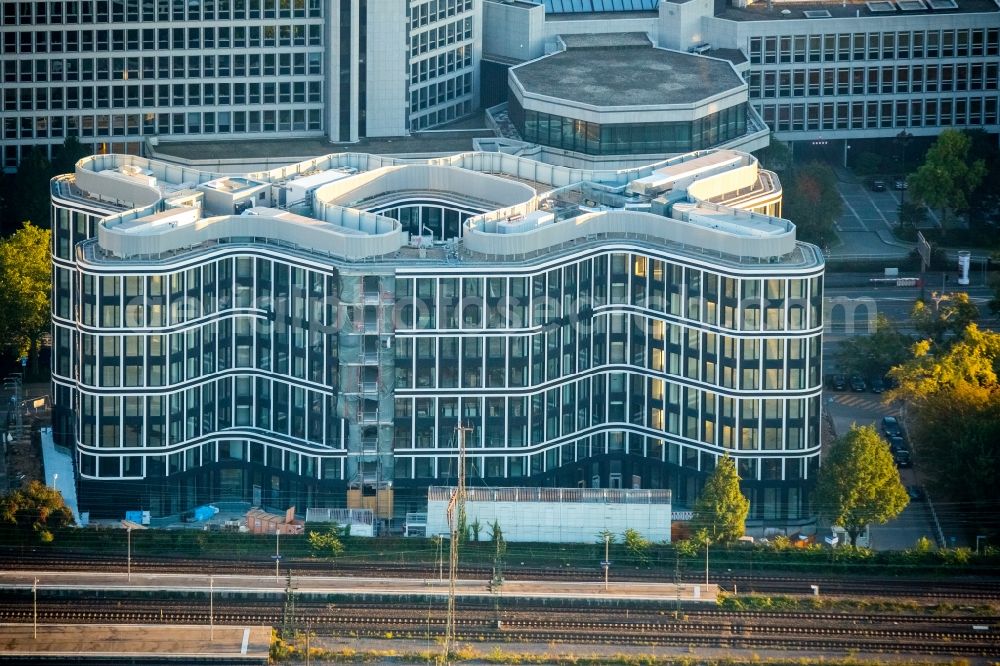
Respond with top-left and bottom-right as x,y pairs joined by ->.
507,34 -> 764,159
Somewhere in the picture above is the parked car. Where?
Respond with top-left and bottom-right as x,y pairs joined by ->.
887,435 -> 906,454
850,375 -> 866,392
893,177 -> 908,191
830,374 -> 847,391
870,377 -> 885,394
894,449 -> 912,467
870,179 -> 887,192
882,415 -> 902,438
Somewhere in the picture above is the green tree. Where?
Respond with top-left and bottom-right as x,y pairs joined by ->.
10,146 -> 53,229
307,525 -> 345,558
853,151 -> 884,176
834,314 -> 913,378
595,528 -> 616,545
908,130 -> 987,231
897,201 -> 928,232
0,222 -> 52,368
781,161 -> 843,246
814,425 -> 909,546
691,454 -> 750,544
0,481 -> 74,542
911,291 -> 980,344
51,136 -> 91,177
622,528 -> 651,564
489,520 -> 506,588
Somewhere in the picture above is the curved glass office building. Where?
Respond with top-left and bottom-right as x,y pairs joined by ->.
52,147 -> 822,526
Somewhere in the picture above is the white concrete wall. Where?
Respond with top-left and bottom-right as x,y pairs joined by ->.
97,208 -> 405,260
464,207 -> 796,259
365,1 -> 409,137
426,498 -> 671,543
657,0 -> 714,52
483,0 -> 546,62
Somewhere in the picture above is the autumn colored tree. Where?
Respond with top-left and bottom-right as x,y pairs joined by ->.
691,455 -> 750,544
888,325 -> 1000,532
814,425 -> 909,546
0,481 -> 74,542
910,291 -> 980,345
307,525 -> 345,558
0,222 -> 52,369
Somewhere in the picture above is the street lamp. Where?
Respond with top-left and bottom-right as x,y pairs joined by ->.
209,575 -> 214,641
602,534 -> 610,591
50,473 -> 58,490
32,577 -> 38,640
704,538 -> 710,586
273,530 -> 281,582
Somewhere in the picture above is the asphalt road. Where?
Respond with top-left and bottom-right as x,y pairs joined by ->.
823,274 -> 995,356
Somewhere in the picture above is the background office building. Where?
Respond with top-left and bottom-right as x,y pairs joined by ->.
51,146 -> 823,529
5,0 -> 998,170
2,0 -> 480,168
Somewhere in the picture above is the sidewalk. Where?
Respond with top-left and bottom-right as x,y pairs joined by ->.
40,427 -> 80,525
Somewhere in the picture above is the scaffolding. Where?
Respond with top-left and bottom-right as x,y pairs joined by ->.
340,273 -> 396,519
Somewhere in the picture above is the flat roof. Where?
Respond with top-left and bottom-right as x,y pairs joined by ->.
511,45 -> 743,107
156,130 -> 497,162
714,0 -> 998,21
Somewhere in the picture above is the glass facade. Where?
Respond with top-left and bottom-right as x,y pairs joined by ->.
391,252 -> 823,520
508,96 -> 748,155
52,151 -> 822,522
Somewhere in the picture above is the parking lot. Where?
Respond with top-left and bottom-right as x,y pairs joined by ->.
831,176 -> 937,259
824,385 -> 946,550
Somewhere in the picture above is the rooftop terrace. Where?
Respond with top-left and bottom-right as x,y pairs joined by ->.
61,148 -> 812,269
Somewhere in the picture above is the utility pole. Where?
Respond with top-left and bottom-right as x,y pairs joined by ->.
127,527 -> 132,582
209,575 -> 214,641
443,422 -> 471,663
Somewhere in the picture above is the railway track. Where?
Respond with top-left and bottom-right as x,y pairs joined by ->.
4,552 -> 1000,600
2,598 -> 997,657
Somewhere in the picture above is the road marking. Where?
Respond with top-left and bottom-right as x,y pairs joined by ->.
838,191 -> 869,232
241,628 -> 250,654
